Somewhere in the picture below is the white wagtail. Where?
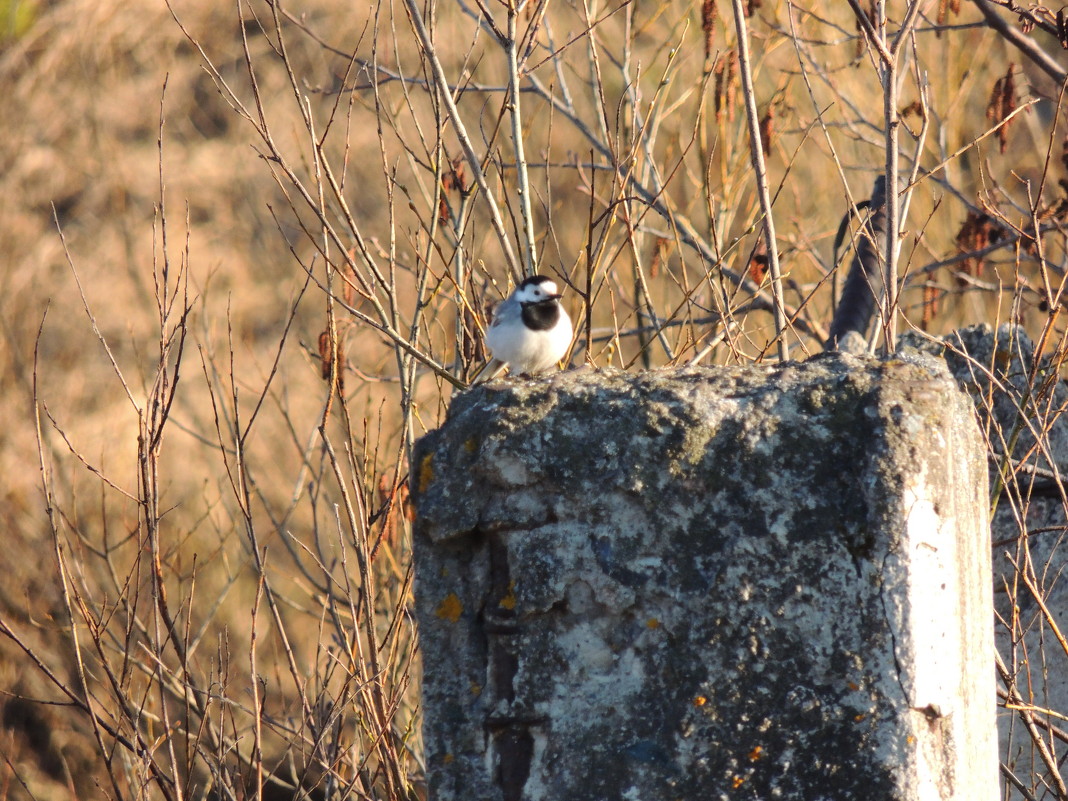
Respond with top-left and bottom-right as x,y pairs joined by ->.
485,274 -> 573,375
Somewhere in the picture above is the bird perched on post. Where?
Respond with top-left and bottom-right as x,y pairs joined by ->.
485,274 -> 573,375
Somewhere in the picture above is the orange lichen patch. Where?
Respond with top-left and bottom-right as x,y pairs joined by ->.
435,593 -> 463,622
443,753 -> 454,765
732,775 -> 745,789
470,683 -> 482,696
747,745 -> 763,762
847,681 -> 860,691
646,618 -> 661,629
907,735 -> 915,745
854,714 -> 866,722
418,452 -> 435,493
692,695 -> 708,707
499,581 -> 516,610
464,437 -> 478,453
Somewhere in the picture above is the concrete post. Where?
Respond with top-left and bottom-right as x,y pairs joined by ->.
903,324 -> 1068,797
412,354 -> 996,800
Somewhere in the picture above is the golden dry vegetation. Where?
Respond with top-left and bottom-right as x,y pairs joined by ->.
1,0 -> 1068,798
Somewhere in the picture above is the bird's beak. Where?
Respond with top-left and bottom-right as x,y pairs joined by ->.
548,293 -> 562,300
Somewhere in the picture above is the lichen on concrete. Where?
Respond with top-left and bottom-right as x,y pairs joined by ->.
413,354 -> 995,800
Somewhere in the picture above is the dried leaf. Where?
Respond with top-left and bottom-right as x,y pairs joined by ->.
921,282 -> 940,330
759,106 -> 774,157
853,1 -> 877,59
442,157 -> 467,194
986,63 -> 1018,154
650,237 -> 672,279
461,305 -> 487,368
317,330 -> 332,380
438,158 -> 468,225
317,328 -> 345,395
900,100 -> 923,119
1021,230 -> 1040,258
701,0 -> 718,69
373,472 -> 412,558
1056,179 -> 1068,219
714,50 -> 739,122
955,211 -> 1001,280
452,157 -> 468,193
341,246 -> 357,308
936,0 -> 960,35
748,240 -> 769,283
461,282 -> 489,374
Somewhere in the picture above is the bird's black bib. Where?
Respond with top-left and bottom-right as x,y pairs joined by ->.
521,300 -> 560,331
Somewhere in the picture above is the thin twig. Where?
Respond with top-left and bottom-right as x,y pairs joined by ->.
729,0 -> 789,361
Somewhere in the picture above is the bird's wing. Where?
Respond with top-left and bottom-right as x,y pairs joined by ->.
490,295 -> 520,328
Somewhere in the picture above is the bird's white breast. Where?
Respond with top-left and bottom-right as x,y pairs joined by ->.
487,304 -> 572,373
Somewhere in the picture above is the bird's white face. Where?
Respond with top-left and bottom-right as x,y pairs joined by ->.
515,280 -> 559,304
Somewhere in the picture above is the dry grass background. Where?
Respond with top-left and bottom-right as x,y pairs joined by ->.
1,0 -> 1067,798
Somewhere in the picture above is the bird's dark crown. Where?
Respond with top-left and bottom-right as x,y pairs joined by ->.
519,274 -> 555,289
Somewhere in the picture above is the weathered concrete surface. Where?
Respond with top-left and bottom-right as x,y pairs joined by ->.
412,355 -> 996,801
903,324 -> 1068,796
